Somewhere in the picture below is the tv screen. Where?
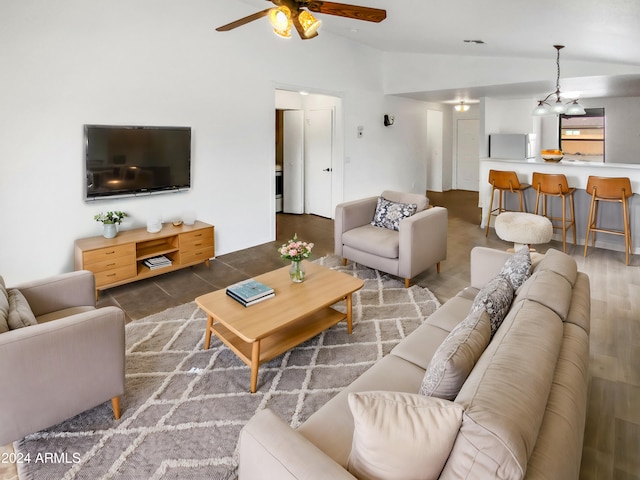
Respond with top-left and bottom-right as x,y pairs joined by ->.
84,125 -> 191,200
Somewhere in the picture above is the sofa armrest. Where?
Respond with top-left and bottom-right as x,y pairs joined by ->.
239,409 -> 357,480
11,270 -> 96,317
334,197 -> 378,256
469,247 -> 512,289
0,306 -> 125,444
398,206 -> 448,279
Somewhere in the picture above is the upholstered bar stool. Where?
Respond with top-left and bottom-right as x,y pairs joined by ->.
485,169 -> 531,237
584,176 -> 633,265
531,172 -> 576,252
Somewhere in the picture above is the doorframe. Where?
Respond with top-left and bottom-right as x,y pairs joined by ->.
274,86 -> 344,220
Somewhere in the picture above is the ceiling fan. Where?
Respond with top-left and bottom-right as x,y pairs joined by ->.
216,0 -> 387,40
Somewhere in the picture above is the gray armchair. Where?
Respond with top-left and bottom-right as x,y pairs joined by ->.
0,270 -> 125,445
335,191 -> 448,287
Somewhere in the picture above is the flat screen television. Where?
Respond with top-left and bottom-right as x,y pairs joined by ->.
84,125 -> 191,200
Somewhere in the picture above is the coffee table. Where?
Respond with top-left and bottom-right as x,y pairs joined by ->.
195,261 -> 364,393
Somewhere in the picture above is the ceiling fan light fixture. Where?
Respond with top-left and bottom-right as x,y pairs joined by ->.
454,102 -> 470,112
298,10 -> 322,38
269,6 -> 292,38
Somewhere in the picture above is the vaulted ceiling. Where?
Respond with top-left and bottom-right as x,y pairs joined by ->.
233,0 -> 640,102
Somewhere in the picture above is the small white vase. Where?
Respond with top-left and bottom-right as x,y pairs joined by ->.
103,223 -> 117,239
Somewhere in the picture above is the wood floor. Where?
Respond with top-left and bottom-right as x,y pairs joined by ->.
1,190 -> 637,479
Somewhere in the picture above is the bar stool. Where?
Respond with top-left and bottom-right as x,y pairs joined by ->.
531,172 -> 576,252
485,170 -> 531,237
584,176 -> 633,265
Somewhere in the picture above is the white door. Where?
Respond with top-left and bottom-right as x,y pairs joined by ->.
455,119 -> 480,191
283,110 -> 304,214
305,109 -> 333,218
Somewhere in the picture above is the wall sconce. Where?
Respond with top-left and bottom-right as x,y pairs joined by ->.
383,114 -> 394,126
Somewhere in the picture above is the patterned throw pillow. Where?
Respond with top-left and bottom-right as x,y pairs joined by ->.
471,274 -> 515,337
371,196 -> 417,231
500,246 -> 532,290
419,309 -> 491,400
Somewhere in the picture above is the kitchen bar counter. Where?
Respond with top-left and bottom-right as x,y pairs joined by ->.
480,158 -> 640,255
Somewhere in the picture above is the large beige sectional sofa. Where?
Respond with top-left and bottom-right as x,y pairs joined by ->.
239,246 -> 590,479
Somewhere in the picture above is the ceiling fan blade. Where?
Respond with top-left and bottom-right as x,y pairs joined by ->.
215,8 -> 272,32
305,1 -> 386,22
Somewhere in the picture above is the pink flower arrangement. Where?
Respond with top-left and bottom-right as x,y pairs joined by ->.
278,233 -> 314,262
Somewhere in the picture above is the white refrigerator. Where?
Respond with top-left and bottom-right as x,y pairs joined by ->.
489,134 -> 537,159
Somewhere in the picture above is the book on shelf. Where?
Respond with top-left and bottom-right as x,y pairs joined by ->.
226,289 -> 275,307
143,255 -> 172,270
226,279 -> 274,303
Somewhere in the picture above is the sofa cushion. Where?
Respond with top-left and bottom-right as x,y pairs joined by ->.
342,224 -> 400,259
419,309 -> 490,400
470,274 -> 514,337
500,245 -> 532,290
371,196 -> 417,231
347,391 -> 463,480
7,289 -> 38,330
514,270 -> 573,320
391,296 -> 474,371
0,284 -> 9,334
533,248 -> 578,286
36,306 -> 96,324
298,355 -> 427,468
441,299 -> 565,479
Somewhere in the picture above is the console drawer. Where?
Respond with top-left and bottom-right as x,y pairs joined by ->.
94,264 -> 137,287
83,244 -> 136,266
180,246 -> 214,265
180,228 -> 213,248
84,254 -> 135,273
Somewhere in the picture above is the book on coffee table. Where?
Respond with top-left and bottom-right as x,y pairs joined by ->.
226,289 -> 275,307
226,279 -> 274,303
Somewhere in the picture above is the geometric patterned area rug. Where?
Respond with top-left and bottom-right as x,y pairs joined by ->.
15,256 -> 440,480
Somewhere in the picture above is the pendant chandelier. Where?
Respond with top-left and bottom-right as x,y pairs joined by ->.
532,45 -> 586,116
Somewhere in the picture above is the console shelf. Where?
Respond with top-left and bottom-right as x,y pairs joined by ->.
74,221 -> 214,298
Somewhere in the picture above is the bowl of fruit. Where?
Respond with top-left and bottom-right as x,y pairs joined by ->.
541,149 -> 563,162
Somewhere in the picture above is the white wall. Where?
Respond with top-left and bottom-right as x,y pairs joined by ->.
0,0 -> 433,284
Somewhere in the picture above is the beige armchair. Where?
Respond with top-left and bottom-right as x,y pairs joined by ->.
335,191 -> 447,287
0,270 -> 125,445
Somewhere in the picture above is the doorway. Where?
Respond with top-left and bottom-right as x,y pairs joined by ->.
274,90 -> 342,221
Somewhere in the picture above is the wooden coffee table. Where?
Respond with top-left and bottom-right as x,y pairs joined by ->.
195,261 -> 364,393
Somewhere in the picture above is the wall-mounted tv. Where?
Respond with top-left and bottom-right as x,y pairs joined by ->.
84,125 -> 191,200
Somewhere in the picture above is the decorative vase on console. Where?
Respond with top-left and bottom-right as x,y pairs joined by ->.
278,233 -> 314,283
94,211 -> 128,239
103,223 -> 117,239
